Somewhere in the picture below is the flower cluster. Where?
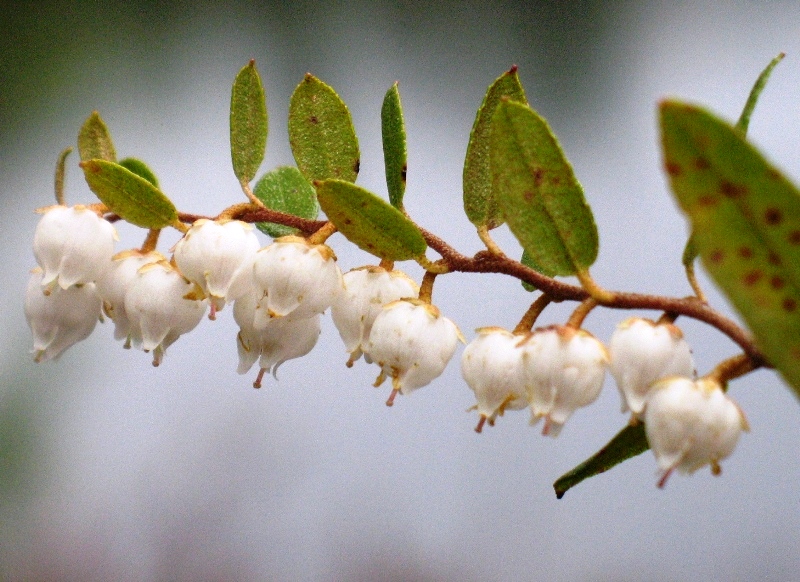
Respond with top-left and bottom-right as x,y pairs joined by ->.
26,206 -> 749,488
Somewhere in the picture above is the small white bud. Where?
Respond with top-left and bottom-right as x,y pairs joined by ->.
172,219 -> 260,318
123,260 -> 207,366
33,205 -> 117,290
522,326 -> 608,437
645,376 -> 748,487
331,266 -> 419,366
609,317 -> 695,418
251,236 -> 343,324
24,269 -> 102,362
461,327 -> 527,432
367,299 -> 463,406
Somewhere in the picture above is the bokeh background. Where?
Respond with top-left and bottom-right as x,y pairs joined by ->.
3,1 -> 800,580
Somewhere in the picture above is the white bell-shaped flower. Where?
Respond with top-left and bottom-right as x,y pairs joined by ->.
461,327 -> 528,432
251,236 -> 343,325
331,266 -> 419,366
609,317 -> 695,418
33,205 -> 117,290
645,376 -> 748,488
95,250 -> 165,345
366,299 -> 463,406
233,288 -> 321,387
124,260 -> 207,366
172,219 -> 260,318
522,326 -> 608,437
25,269 -> 102,362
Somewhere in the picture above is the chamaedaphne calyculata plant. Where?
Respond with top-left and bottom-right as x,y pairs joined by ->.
25,54 -> 799,497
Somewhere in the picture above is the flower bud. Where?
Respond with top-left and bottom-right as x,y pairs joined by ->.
522,326 -> 608,437
233,288 -> 321,386
123,260 -> 207,366
251,236 -> 343,324
331,266 -> 419,366
461,327 -> 527,432
645,376 -> 748,487
33,205 -> 117,290
172,219 -> 260,318
25,269 -> 102,362
95,250 -> 165,345
367,299 -> 463,405
609,317 -> 695,418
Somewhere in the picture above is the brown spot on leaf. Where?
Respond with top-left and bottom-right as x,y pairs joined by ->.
788,231 -> 800,245
743,270 -> 763,286
767,168 -> 781,181
697,195 -> 717,207
783,298 -> 798,312
344,218 -> 352,225
665,161 -> 682,176
532,168 -> 544,187
523,191 -> 534,202
720,180 -> 747,198
791,346 -> 800,360
737,247 -> 753,259
764,208 -> 783,225
694,157 -> 711,170
709,249 -> 724,263
309,115 -> 318,124
771,276 -> 786,290
768,251 -> 782,266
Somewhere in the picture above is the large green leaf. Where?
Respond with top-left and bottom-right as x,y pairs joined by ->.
253,166 -> 319,238
78,111 -> 116,163
661,101 -> 800,397
381,82 -> 407,209
553,424 -> 649,498
316,179 -> 426,261
289,74 -> 360,183
490,100 -> 599,276
80,159 -> 178,229
464,66 -> 527,229
230,60 -> 268,183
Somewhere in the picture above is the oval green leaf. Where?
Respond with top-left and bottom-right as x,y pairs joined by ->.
316,179 -> 426,261
253,166 -> 319,238
78,111 -> 116,163
230,60 -> 268,183
553,423 -> 648,499
382,82 -> 407,210
118,157 -> 159,187
464,66 -> 528,229
661,101 -> 800,398
491,100 -> 599,276
80,159 -> 177,229
289,74 -> 360,183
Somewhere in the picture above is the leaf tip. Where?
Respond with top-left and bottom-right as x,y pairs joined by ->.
508,64 -> 518,74
248,58 -> 256,67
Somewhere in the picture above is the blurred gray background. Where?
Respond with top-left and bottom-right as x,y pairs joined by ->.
3,1 -> 800,580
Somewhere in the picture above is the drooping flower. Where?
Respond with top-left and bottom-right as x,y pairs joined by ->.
233,287 -> 321,387
522,325 -> 608,437
25,269 -> 102,362
123,260 -> 207,366
251,236 -> 343,325
95,250 -> 165,345
609,317 -> 695,418
172,218 -> 260,318
461,327 -> 528,432
33,205 -> 117,290
331,266 -> 419,366
366,299 -> 463,406
645,376 -> 748,488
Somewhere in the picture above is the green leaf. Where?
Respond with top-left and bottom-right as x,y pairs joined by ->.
253,166 -> 319,238
80,159 -> 178,229
289,74 -> 360,183
381,82 -> 407,209
118,157 -> 159,188
553,423 -> 649,499
736,52 -> 784,136
661,101 -> 800,398
78,111 -> 116,163
464,66 -> 528,229
520,249 -> 556,292
316,179 -> 426,261
491,100 -> 599,276
230,59 -> 268,183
